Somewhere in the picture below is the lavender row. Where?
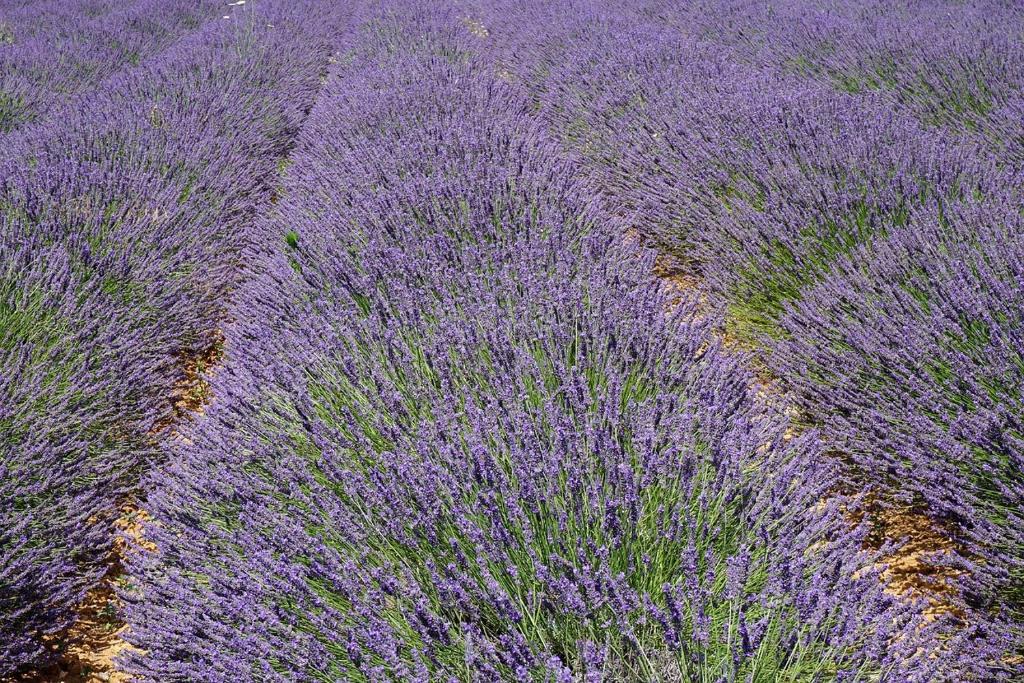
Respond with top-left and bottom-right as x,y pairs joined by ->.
0,0 -> 123,45
662,0 -> 1024,169
0,0 -> 226,135
0,1 -> 348,673
121,10 -> 1003,680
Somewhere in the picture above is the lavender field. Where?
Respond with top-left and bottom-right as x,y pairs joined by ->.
0,0 -> 1022,681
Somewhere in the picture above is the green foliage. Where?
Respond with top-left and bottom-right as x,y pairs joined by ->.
727,197 -> 898,344
0,90 -> 28,133
0,280 -> 55,352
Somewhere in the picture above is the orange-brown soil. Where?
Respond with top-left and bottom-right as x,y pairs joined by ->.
867,504 -> 962,619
